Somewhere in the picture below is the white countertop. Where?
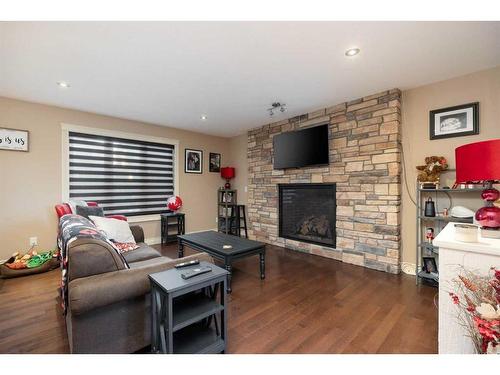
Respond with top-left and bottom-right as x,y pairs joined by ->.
433,222 -> 500,256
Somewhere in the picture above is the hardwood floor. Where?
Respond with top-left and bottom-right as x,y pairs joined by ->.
0,243 -> 438,354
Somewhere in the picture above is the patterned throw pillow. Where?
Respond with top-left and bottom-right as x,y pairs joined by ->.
75,205 -> 104,220
112,242 -> 140,254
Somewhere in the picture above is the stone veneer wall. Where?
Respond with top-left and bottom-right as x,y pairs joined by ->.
247,89 -> 402,273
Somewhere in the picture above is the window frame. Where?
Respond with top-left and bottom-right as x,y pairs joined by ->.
61,123 -> 179,222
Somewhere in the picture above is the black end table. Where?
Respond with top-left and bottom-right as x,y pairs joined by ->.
149,261 -> 228,354
178,231 -> 266,293
161,212 -> 185,244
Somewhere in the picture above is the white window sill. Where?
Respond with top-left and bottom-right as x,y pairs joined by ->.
127,214 -> 161,223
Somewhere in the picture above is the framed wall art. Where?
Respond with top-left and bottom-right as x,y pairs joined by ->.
429,102 -> 479,140
185,148 -> 203,174
209,152 -> 221,172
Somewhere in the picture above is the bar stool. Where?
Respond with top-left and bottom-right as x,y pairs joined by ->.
229,205 -> 248,238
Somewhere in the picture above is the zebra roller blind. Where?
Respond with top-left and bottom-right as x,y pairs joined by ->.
68,131 -> 175,217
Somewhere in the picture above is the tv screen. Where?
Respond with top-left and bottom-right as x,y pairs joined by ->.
273,124 -> 329,169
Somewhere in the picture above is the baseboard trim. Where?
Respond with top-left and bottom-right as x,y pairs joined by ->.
145,228 -> 218,245
146,236 -> 162,245
401,262 -> 416,275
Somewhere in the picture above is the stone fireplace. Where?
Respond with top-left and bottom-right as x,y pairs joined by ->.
247,89 -> 402,274
279,183 -> 336,248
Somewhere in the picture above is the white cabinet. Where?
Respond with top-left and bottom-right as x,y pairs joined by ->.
433,223 -> 500,354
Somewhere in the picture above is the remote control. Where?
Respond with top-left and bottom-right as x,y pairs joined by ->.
181,266 -> 212,279
174,259 -> 200,269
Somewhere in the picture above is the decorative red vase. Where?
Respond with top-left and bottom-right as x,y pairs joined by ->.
167,196 -> 183,211
476,187 -> 500,228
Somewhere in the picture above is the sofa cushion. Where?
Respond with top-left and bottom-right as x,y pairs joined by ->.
122,243 -> 161,263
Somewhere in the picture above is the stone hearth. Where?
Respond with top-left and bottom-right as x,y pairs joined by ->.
247,89 -> 402,274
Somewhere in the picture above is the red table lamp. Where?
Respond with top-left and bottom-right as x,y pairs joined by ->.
221,167 -> 235,189
455,139 -> 500,235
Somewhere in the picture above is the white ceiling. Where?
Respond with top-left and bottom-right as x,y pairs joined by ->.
1,21 -> 499,137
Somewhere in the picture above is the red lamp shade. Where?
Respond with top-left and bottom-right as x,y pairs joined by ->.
220,167 -> 235,180
455,139 -> 500,183
455,139 -> 500,230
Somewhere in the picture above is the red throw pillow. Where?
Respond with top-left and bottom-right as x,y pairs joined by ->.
112,242 -> 140,254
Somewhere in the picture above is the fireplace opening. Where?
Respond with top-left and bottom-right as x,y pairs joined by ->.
278,183 -> 336,248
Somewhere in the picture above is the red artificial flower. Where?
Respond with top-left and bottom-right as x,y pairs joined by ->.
449,292 -> 460,305
474,316 -> 500,341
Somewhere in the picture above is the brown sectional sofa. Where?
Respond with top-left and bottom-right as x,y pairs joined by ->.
65,224 -> 212,353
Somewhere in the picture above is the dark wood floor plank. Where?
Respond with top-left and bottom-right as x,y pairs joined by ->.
0,242 -> 437,353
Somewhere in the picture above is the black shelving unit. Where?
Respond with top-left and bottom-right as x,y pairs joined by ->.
160,212 -> 185,244
415,181 -> 482,286
217,189 -> 237,235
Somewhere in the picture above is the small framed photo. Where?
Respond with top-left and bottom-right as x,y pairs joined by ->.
429,102 -> 479,140
184,148 -> 203,174
209,152 -> 221,173
422,257 -> 438,273
0,127 -> 29,152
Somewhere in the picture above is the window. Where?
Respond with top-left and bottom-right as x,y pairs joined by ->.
66,129 -> 176,217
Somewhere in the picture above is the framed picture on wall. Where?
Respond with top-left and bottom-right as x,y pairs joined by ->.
0,127 -> 29,152
184,148 -> 203,174
429,102 -> 479,140
209,152 -> 221,172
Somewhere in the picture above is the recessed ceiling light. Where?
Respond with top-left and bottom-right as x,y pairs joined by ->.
57,81 -> 71,88
200,115 -> 208,121
345,48 -> 360,57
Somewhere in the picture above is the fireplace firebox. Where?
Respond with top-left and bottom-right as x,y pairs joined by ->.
278,183 -> 336,248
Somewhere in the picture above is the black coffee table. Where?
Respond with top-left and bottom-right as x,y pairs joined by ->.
178,231 -> 265,293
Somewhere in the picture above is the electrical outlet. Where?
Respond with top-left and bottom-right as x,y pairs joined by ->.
29,237 -> 38,247
244,185 -> 248,193
215,217 -> 218,223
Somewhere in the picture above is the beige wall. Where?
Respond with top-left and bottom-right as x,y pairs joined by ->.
401,66 -> 500,266
0,97 -> 230,260
228,133 -> 248,205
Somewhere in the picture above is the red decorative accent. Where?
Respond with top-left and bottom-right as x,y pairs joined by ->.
55,203 -> 72,218
221,167 -> 235,190
220,167 -> 235,180
475,205 -> 500,228
482,188 -> 500,202
456,140 -> 500,229
167,196 -> 183,211
455,139 -> 500,183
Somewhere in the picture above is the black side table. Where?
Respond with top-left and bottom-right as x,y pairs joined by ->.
161,212 -> 185,244
149,261 -> 228,354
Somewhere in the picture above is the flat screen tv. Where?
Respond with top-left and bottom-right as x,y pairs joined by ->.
273,124 -> 329,169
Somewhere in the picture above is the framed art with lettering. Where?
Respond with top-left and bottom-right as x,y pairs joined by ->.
0,127 -> 29,152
